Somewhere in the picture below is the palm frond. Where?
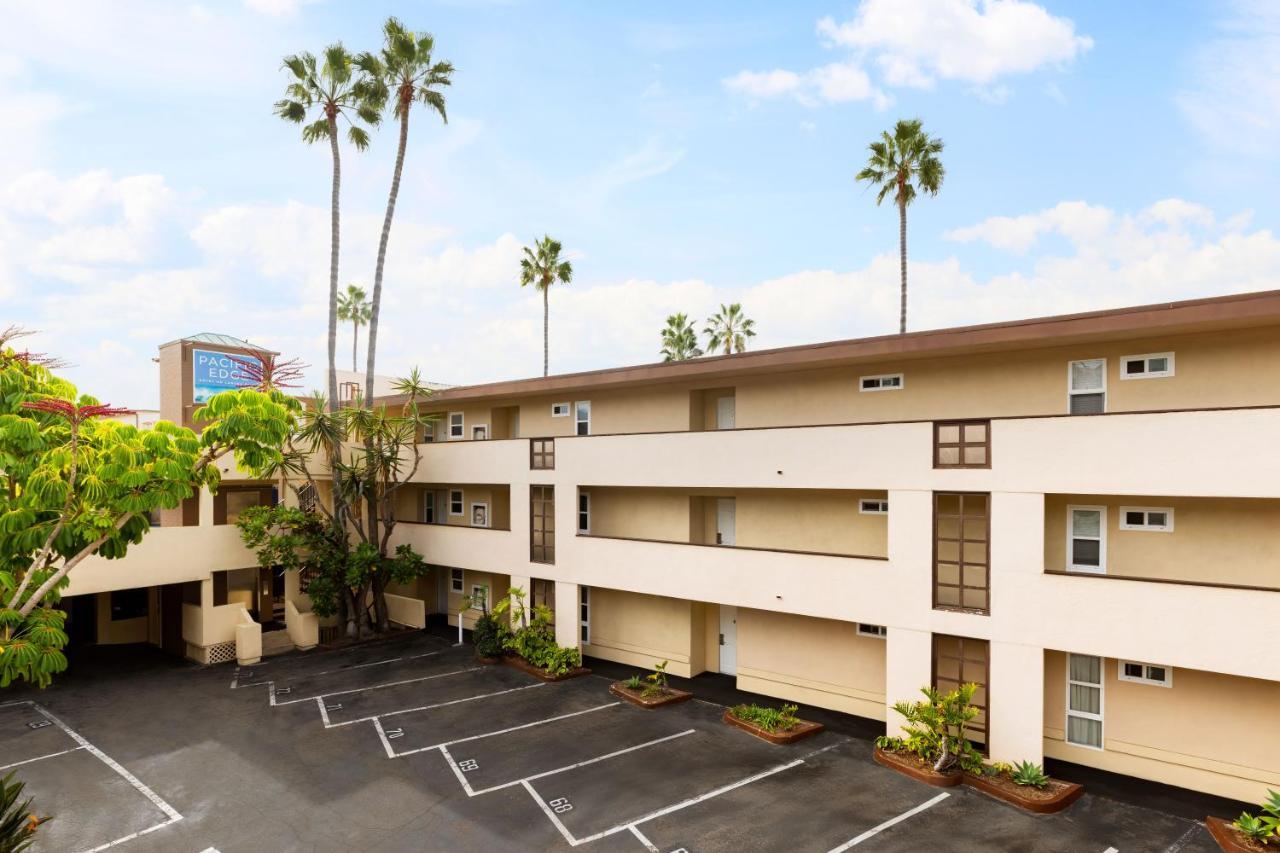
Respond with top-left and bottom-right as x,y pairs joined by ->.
301,117 -> 331,144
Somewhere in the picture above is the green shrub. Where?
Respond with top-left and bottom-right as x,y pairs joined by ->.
641,660 -> 670,697
1233,789 -> 1280,844
732,703 -> 799,733
891,683 -> 982,774
471,614 -> 510,659
538,645 -> 582,676
623,675 -> 643,691
0,771 -> 48,852
984,761 -> 1015,778
1011,761 -> 1049,789
874,735 -> 904,751
494,596 -> 581,675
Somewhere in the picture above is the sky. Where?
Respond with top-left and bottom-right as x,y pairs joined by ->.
3,0 -> 1280,407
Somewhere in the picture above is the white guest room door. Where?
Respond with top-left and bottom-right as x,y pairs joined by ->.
719,605 -> 738,675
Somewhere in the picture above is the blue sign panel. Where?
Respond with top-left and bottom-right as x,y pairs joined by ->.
192,348 -> 261,403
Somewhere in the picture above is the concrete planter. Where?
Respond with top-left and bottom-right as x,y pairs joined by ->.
503,654 -> 591,682
723,709 -> 824,745
1205,816 -> 1274,852
873,747 -> 961,787
609,682 -> 693,709
963,771 -> 1085,814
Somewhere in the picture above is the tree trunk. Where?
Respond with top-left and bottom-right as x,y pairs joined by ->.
543,286 -> 549,377
933,735 -> 952,773
325,110 -> 347,538
365,100 -> 411,408
898,195 -> 908,335
372,572 -> 389,634
352,322 -> 358,373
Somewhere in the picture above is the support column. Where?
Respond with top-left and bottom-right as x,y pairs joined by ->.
988,640 -> 1044,765
198,487 -> 215,527
553,581 -> 581,651
885,626 -> 933,735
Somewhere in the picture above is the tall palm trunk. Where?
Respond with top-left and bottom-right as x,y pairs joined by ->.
326,110 -> 341,413
352,322 -> 358,372
365,94 -> 411,408
543,285 -> 549,377
897,194 -> 907,335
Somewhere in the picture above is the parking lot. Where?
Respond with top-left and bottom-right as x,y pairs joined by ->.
0,633 -> 1221,852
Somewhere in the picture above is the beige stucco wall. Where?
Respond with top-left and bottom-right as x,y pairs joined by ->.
399,484 -> 511,529
737,608 -> 886,720
93,591 -> 151,645
445,570 -> 510,630
583,588 -> 701,677
1044,651 -> 1280,803
1044,495 -> 1280,586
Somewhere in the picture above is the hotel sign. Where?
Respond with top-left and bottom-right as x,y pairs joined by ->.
192,348 -> 260,404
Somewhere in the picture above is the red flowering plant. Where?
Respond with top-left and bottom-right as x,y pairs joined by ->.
0,332 -> 299,687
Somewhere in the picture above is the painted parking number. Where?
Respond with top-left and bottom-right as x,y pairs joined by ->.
458,759 -> 479,772
548,797 -> 573,814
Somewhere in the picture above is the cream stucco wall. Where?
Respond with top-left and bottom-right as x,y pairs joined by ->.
583,588 -> 702,677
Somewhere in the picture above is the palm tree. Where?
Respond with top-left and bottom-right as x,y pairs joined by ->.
660,313 -> 702,361
336,284 -> 372,372
274,45 -> 381,414
704,303 -> 756,355
855,118 -> 945,334
360,18 -> 454,407
519,236 -> 573,376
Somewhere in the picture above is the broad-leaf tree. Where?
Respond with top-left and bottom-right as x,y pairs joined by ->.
519,236 -> 573,377
704,303 -> 756,355
336,283 -> 372,373
855,118 -> 945,334
360,17 -> 454,408
0,333 -> 296,687
660,313 -> 702,362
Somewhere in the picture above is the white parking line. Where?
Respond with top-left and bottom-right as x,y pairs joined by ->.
230,650 -> 441,692
341,682 -> 546,730
628,824 -> 660,853
443,728 -> 697,797
280,666 -> 482,707
0,744 -> 86,771
387,699 -> 619,759
826,791 -> 951,851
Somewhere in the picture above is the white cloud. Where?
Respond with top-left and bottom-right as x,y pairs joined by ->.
242,0 -> 313,15
945,200 -> 1114,252
726,0 -> 1090,106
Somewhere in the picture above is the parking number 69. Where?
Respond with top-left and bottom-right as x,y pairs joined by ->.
458,759 -> 479,772
548,797 -> 573,814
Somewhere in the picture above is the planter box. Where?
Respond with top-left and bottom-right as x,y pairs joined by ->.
475,654 -> 503,665
610,682 -> 692,709
723,709 -> 824,745
963,771 -> 1084,814
1206,816 -> 1273,852
873,746 -> 961,788
503,654 -> 591,682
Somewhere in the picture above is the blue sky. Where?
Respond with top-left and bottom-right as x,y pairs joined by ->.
3,0 -> 1279,406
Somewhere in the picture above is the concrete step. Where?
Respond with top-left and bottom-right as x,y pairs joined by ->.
261,630 -> 295,657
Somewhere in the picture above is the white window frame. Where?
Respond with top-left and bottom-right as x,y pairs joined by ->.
1120,352 -> 1175,380
422,421 -> 435,443
450,568 -> 464,594
470,501 -> 490,529
857,623 -> 887,638
1118,506 -> 1174,532
1066,654 -> 1104,750
470,583 -> 489,611
859,373 -> 904,392
859,499 -> 888,515
1119,661 -> 1172,687
579,587 -> 590,644
449,489 -> 464,516
577,491 -> 590,534
1066,505 -> 1107,574
471,424 -> 488,441
423,491 -> 436,524
1068,358 -> 1107,413
448,412 -> 464,440
575,401 -> 591,436
551,402 -> 571,417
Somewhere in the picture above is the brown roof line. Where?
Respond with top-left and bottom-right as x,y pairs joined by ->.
379,288 -> 1280,404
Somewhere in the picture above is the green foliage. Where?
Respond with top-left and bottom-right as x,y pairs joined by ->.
496,597 -> 580,675
703,303 -> 756,356
660,314 -> 702,362
874,735 -> 905,751
1234,789 -> 1280,844
623,674 -> 643,691
0,770 -> 49,851
471,614 -> 511,659
641,660 -> 671,698
1011,761 -> 1049,789
985,761 -> 1015,778
731,703 -> 800,733
891,683 -> 982,774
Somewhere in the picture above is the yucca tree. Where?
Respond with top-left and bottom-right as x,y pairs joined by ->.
273,44 -> 381,414
855,118 -> 945,334
704,303 -> 756,355
336,284 -> 372,372
519,236 -> 573,376
660,313 -> 702,362
360,18 -> 454,407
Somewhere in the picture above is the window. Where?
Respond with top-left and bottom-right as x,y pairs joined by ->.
470,502 -> 489,528
1067,506 -> 1106,573
551,402 -> 571,417
530,485 -> 555,564
1066,654 -> 1104,749
449,490 -> 464,516
1119,661 -> 1172,687
580,587 -> 590,644
422,421 -> 435,443
450,568 -> 464,594
934,420 -> 990,468
933,493 -> 990,613
110,588 -> 149,621
859,499 -> 888,515
1068,359 -> 1106,414
296,482 -> 317,514
933,635 -> 988,748
1121,352 -> 1174,380
857,623 -> 887,638
472,425 -> 488,441
860,373 -> 903,392
578,491 -> 591,534
448,412 -> 464,439
1119,506 -> 1174,532
575,401 -> 591,436
423,491 -> 436,524
530,437 -> 555,470
470,584 -> 489,612
531,578 -> 556,612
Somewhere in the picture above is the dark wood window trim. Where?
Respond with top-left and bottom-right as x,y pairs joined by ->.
530,437 -> 555,470
932,634 -> 989,752
934,419 -> 991,469
1044,569 -> 1280,594
530,484 -> 555,564
397,519 -> 511,532
933,492 -> 990,614
576,532 -> 887,562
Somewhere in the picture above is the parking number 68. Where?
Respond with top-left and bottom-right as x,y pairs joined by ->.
548,797 -> 573,814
